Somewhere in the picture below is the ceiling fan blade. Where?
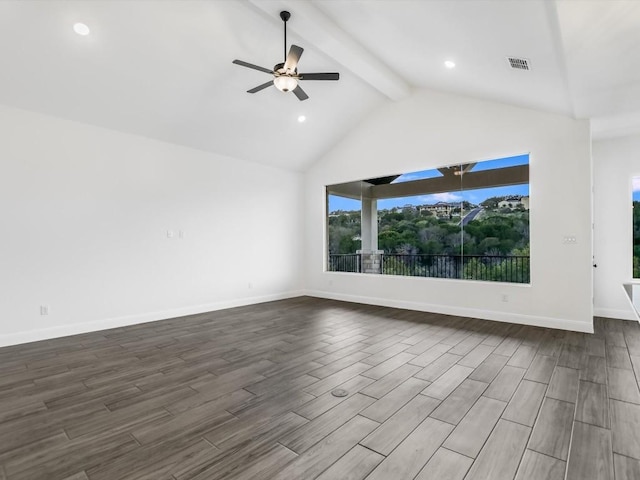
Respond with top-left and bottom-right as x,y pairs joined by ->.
292,85 -> 309,101
232,60 -> 273,74
247,81 -> 274,93
283,45 -> 304,71
299,73 -> 340,81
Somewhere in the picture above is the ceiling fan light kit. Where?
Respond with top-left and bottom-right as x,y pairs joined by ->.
274,75 -> 297,92
232,10 -> 339,101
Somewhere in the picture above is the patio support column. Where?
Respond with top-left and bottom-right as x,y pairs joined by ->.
361,196 -> 378,251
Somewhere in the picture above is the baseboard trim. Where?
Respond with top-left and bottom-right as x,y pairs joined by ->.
594,307 -> 638,322
0,290 -> 305,348
305,290 -> 594,333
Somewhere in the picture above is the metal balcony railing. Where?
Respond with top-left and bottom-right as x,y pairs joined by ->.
328,253 -> 530,283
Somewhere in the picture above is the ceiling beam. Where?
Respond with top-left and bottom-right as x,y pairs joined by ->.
543,0 -> 577,118
371,165 -> 529,199
246,0 -> 411,101
327,165 -> 528,201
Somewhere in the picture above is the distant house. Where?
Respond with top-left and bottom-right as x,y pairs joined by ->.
419,201 -> 458,217
498,196 -> 530,210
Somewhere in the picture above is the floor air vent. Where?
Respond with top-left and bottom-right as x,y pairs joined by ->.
508,57 -> 531,70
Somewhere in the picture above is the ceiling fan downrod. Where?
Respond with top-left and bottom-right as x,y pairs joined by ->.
280,11 -> 291,63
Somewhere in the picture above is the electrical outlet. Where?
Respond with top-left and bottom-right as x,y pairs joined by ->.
248,282 -> 253,289
167,230 -> 175,238
40,305 -> 49,315
562,235 -> 577,244
501,294 -> 509,303
178,230 -> 185,239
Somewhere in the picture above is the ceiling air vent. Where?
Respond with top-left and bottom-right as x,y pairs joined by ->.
508,57 -> 531,70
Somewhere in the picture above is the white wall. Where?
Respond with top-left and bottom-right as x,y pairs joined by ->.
305,89 -> 593,332
593,135 -> 640,321
0,105 -> 304,347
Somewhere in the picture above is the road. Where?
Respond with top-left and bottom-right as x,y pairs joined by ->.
460,207 -> 483,226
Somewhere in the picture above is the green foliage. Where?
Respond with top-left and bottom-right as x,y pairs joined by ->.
480,196 -> 503,209
327,201 -> 530,282
328,212 -> 361,254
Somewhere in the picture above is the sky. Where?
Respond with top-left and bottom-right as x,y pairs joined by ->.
329,153 -> 530,212
634,176 -> 640,201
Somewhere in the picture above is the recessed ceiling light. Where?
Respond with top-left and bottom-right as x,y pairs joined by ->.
73,23 -> 90,36
298,115 -> 306,123
444,60 -> 456,69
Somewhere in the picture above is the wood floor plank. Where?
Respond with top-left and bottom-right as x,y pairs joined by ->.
404,336 -> 442,356
508,345 -> 538,369
280,393 -> 375,453
294,375 -> 374,420
448,334 -> 485,356
430,378 -> 488,425
4,431 -> 139,480
468,353 -> 509,383
528,398 -> 575,461
308,352 -> 370,379
484,365 -> 526,402
614,453 -> 640,480
177,411 -> 305,479
546,366 -> 579,403
607,345 -> 633,370
421,364 -> 474,400
443,395 -> 506,458
224,443 -> 298,480
515,450 -> 566,480
414,353 -> 462,382
362,352 -> 416,380
86,437 -> 216,480
566,421 -> 614,480
61,473 -> 89,480
580,355 -> 607,384
608,367 -> 640,404
464,419 -> 531,480
502,379 -> 546,427
586,336 -> 606,357
610,399 -> 640,459
493,336 -> 523,357
458,344 -> 495,369
302,362 -> 372,397
211,410 -> 307,451
360,394 -> 441,456
414,447 -> 473,480
365,417 -> 454,480
166,388 -> 253,416
409,343 -> 451,368
131,401 -> 236,445
631,354 -> 640,385
575,380 -> 609,428
314,445 -> 383,480
523,354 -> 556,384
270,415 -> 379,480
360,377 -> 429,423
360,343 -> 409,366
358,363 -> 421,399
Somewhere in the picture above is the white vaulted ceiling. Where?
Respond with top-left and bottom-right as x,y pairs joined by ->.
0,0 -> 638,170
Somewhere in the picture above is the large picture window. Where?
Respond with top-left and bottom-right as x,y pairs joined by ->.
327,154 -> 530,283
633,177 -> 640,278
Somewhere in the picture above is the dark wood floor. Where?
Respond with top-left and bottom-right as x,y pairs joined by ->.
0,297 -> 639,480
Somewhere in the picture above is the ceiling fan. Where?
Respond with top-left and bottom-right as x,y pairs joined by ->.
232,11 -> 339,101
